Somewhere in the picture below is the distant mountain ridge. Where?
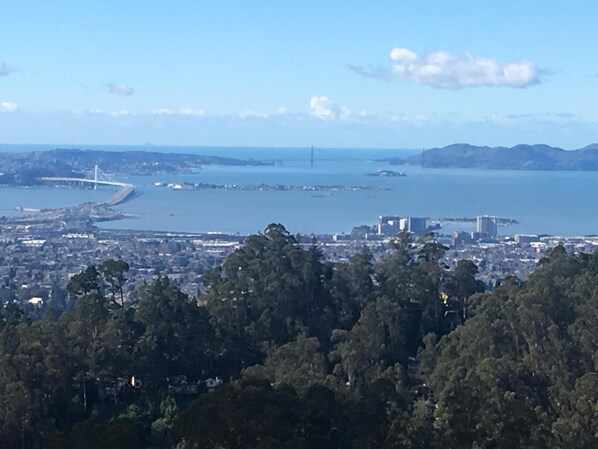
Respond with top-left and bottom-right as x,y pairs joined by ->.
0,148 -> 269,186
393,143 -> 598,170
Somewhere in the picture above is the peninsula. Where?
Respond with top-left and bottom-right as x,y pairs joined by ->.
0,148 -> 270,186
388,143 -> 598,170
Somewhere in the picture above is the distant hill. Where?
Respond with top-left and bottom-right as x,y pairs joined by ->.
48,148 -> 269,172
390,143 -> 598,170
0,148 -> 270,185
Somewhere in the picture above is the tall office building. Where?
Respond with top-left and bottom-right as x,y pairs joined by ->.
399,217 -> 427,235
476,215 -> 498,239
406,217 -> 427,235
377,216 -> 401,236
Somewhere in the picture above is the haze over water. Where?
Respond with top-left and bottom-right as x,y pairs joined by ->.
1,145 -> 597,236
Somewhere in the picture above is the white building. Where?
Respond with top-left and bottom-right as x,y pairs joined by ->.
476,216 -> 498,239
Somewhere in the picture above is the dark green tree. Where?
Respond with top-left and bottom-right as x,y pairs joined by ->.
99,259 -> 130,306
132,276 -> 215,383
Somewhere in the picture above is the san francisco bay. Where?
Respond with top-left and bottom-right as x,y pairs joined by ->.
1,145 -> 597,236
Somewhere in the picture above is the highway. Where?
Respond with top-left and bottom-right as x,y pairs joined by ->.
39,177 -> 136,206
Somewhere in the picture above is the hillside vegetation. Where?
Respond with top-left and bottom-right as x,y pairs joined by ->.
392,143 -> 598,170
0,225 -> 597,448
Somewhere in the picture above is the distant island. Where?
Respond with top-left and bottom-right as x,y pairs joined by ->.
388,143 -> 598,170
365,169 -> 406,177
154,181 -> 390,192
0,148 -> 270,186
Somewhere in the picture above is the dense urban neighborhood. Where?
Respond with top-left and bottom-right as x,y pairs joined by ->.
2,214 -> 596,312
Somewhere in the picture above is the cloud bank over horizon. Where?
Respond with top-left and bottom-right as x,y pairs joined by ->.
351,47 -> 542,89
0,106 -> 593,150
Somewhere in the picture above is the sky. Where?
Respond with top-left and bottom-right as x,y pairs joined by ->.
0,0 -> 597,149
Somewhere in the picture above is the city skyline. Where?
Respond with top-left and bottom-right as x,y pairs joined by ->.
1,1 -> 597,148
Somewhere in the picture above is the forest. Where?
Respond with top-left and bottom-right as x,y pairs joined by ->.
1,223 -> 598,448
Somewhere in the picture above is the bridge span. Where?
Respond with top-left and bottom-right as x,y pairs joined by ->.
39,177 -> 128,188
39,176 -> 136,206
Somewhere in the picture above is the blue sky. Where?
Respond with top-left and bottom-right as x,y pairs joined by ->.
0,1 -> 597,148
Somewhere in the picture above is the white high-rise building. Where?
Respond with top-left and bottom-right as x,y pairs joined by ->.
476,215 -> 498,239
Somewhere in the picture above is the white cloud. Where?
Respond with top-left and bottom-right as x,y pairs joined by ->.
110,109 -> 131,117
71,108 -> 133,118
0,102 -> 17,112
339,106 -> 352,120
351,47 -> 542,89
277,106 -> 288,115
310,96 -> 356,121
179,107 -> 205,116
389,48 -> 417,62
310,96 -> 337,119
239,110 -> 269,119
152,108 -> 175,115
107,82 -> 134,97
152,107 -> 204,116
0,61 -> 13,76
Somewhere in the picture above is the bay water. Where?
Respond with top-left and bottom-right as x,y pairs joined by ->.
0,145 -> 597,236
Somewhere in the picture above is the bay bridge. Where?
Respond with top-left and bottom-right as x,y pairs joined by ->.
39,165 -> 135,206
